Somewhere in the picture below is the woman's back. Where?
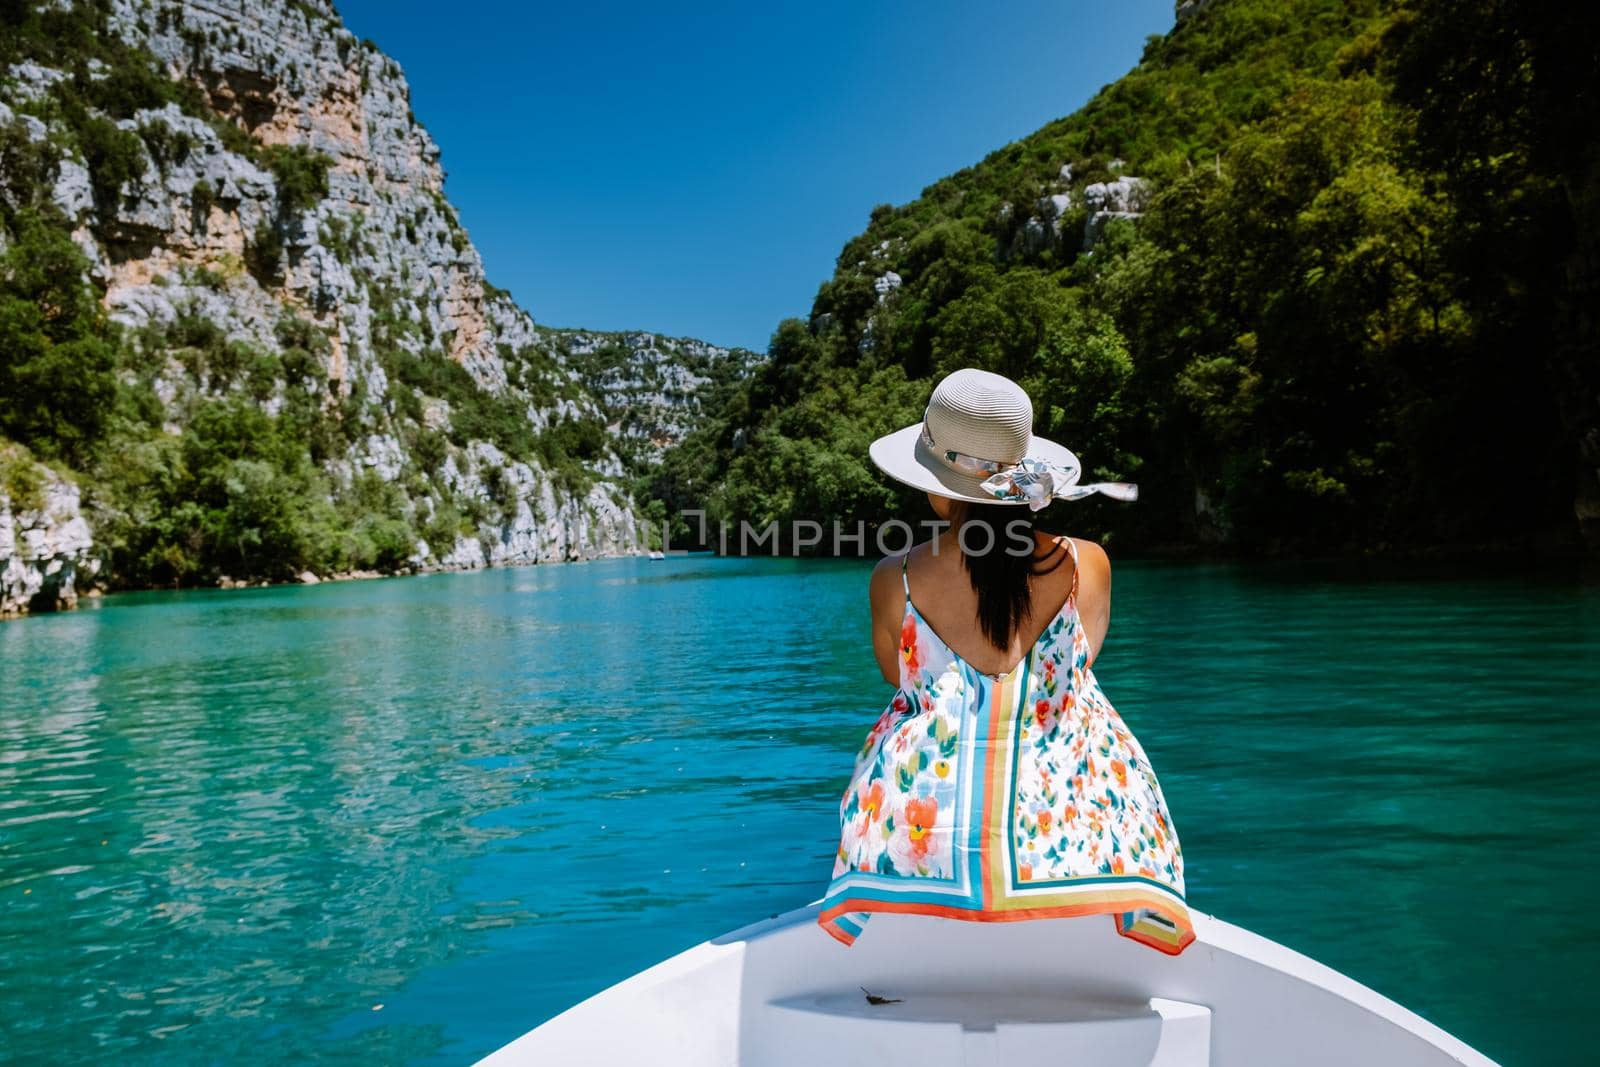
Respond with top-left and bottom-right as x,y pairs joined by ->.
872,531 -> 1107,681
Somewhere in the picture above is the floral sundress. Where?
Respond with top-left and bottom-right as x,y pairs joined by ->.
818,540 -> 1194,955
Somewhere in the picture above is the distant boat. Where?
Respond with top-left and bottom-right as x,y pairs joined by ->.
479,904 -> 1495,1066
647,550 -> 665,560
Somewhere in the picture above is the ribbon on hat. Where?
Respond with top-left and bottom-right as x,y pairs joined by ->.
921,423 -> 1138,511
980,456 -> 1139,510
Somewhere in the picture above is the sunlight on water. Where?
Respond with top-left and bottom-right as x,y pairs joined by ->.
1,556 -> 1595,1063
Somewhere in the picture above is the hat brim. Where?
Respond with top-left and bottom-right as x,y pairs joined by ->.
868,422 -> 1083,507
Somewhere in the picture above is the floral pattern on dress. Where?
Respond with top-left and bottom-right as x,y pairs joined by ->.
833,610 -> 966,881
1010,611 -> 1184,887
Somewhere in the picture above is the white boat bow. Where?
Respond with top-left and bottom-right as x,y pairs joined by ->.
480,903 -> 1496,1066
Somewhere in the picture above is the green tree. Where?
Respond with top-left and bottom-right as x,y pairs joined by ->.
0,212 -> 116,466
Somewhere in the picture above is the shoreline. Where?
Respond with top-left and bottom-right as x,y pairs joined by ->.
1,548 -> 683,621
10,535 -> 1598,623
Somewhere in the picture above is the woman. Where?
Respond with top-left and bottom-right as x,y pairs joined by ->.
817,368 -> 1194,955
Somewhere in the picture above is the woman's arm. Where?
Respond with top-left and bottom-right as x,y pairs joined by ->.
869,553 -> 907,686
1070,538 -> 1113,666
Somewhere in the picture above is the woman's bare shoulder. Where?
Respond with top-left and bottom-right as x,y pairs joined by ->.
869,552 -> 907,612
871,550 -> 907,582
1070,536 -> 1110,572
1036,532 -> 1111,580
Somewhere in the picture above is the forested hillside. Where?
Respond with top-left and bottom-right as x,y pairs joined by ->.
651,0 -> 1599,554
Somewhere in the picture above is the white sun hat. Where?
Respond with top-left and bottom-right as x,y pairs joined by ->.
868,368 -> 1138,510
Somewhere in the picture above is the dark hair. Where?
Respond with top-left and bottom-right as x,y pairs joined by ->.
951,501 -> 1069,650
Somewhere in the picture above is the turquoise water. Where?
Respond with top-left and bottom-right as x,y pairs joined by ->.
1,556 -> 1596,1064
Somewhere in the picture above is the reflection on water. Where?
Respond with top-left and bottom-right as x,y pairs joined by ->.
0,556 -> 1595,1064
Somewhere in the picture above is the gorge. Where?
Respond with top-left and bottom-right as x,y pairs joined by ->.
0,0 -> 755,615
6,0 -> 1597,617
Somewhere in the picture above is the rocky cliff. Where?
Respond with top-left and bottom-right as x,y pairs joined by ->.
0,0 -> 750,613
557,329 -> 760,466
0,446 -> 97,617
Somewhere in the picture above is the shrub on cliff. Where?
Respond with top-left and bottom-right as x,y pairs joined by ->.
0,211 -> 116,467
245,216 -> 285,283
0,438 -> 47,513
260,144 -> 331,214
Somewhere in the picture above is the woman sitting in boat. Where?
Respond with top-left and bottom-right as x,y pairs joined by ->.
818,368 -> 1194,955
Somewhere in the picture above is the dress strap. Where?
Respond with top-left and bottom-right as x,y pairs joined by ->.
1062,537 -> 1080,602
900,552 -> 912,607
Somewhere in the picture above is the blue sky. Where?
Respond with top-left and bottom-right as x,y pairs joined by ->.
335,0 -> 1177,352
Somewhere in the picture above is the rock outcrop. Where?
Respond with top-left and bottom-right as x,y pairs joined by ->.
993,160 -> 1151,257
1175,0 -> 1220,24
0,453 -> 98,617
1082,175 -> 1150,249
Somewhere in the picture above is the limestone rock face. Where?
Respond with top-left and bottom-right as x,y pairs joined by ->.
558,331 -> 760,464
0,0 -> 746,610
1039,192 -> 1072,220
84,0 -> 513,393
0,460 -> 98,618
1082,176 -> 1150,249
